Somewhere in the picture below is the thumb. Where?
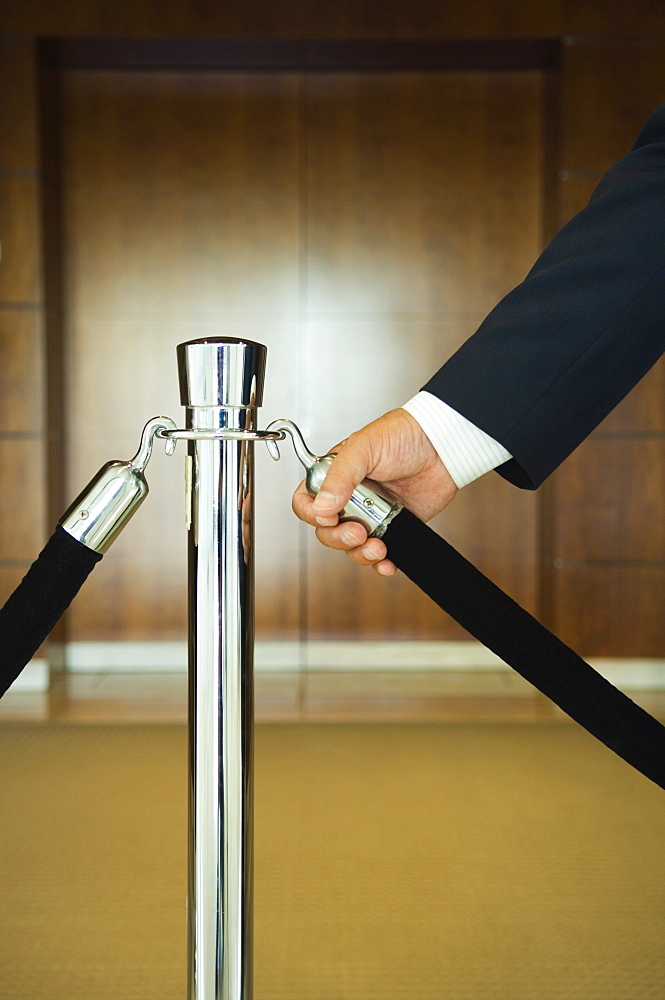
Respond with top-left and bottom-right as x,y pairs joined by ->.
311,436 -> 372,515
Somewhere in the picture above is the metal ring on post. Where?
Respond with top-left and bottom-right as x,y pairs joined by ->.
157,428 -> 285,443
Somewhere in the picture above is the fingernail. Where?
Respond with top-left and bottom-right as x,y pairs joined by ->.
341,529 -> 358,545
315,516 -> 337,526
363,544 -> 381,561
312,490 -> 338,511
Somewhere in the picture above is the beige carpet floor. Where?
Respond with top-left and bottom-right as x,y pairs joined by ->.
0,722 -> 663,999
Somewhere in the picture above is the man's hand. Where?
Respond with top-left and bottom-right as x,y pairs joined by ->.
291,408 -> 458,576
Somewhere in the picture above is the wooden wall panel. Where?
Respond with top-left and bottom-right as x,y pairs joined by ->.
0,0 -> 560,39
0,310 -> 44,432
547,39 -> 665,656
0,39 -> 38,171
0,440 -> 45,559
303,71 -> 543,638
0,177 -> 41,303
561,42 -> 665,171
305,73 -> 543,320
562,0 -> 665,35
554,440 -> 665,562
62,70 -> 302,640
63,72 -> 300,317
66,541 -> 188,640
598,360 -> 665,435
555,566 -> 665,657
0,39 -> 46,660
2,8 -> 664,665
61,66 -> 544,643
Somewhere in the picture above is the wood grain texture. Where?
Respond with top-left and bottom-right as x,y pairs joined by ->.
561,41 -> 665,171
561,0 -> 665,35
0,39 -> 38,172
303,71 -> 542,637
61,67 -> 544,641
62,71 -> 302,640
596,360 -> 665,435
0,310 -> 44,432
305,72 -> 543,320
553,439 -> 665,562
546,125 -> 665,656
62,71 -> 300,317
0,440 -> 46,560
554,565 -> 665,657
0,0 -> 560,38
0,177 -> 41,304
303,314 -> 540,634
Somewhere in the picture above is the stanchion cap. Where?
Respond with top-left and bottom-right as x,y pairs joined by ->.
177,338 -> 267,408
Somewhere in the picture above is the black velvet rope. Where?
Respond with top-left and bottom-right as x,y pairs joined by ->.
384,508 -> 665,790
0,526 -> 102,698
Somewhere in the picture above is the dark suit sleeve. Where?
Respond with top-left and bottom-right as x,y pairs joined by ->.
422,104 -> 665,490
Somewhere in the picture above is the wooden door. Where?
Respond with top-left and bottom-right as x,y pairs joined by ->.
60,67 -> 543,645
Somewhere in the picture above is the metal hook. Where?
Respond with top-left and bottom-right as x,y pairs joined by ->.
60,415 -> 178,555
263,416 -> 403,539
264,419 -> 319,468
132,416 -> 178,471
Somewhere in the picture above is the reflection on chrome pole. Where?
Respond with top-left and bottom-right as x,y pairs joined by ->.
178,338 -> 267,1000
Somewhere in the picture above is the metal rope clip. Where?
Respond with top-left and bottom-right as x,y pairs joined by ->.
265,418 -> 403,539
60,416 -> 178,553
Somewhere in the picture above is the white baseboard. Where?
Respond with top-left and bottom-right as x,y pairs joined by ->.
587,659 -> 665,691
65,640 -> 507,672
12,643 -> 665,694
7,659 -> 49,693
67,641 -> 188,671
62,641 -> 665,691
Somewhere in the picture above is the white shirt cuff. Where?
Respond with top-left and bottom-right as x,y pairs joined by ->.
401,391 -> 513,489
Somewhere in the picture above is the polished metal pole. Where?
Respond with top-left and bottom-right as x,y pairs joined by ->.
178,337 -> 267,1000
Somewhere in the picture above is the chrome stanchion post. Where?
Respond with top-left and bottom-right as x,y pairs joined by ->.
178,337 -> 267,1000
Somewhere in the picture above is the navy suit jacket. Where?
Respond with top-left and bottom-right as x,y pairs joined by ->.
423,104 -> 665,490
